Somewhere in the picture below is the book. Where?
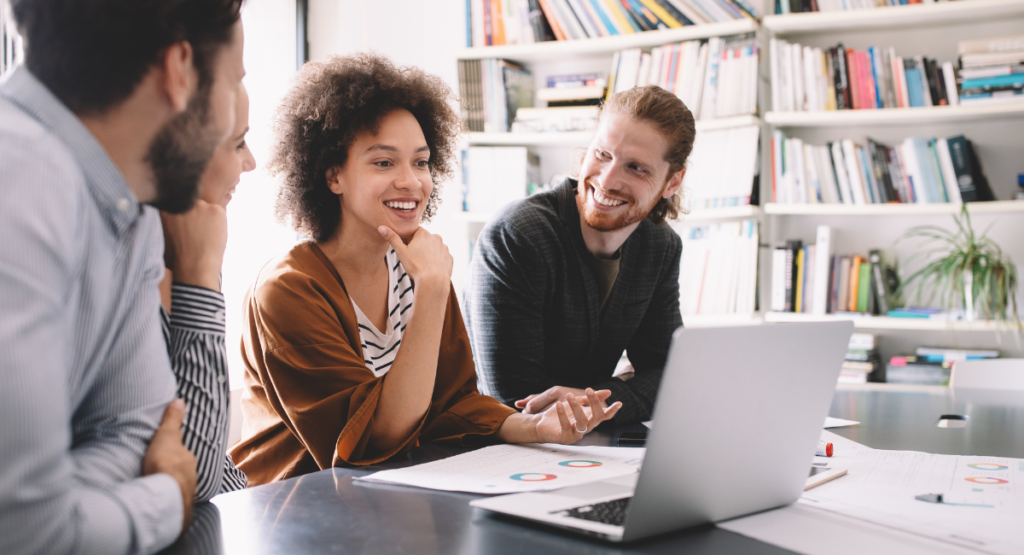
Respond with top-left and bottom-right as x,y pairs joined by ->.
784,239 -> 802,312
675,220 -> 759,316
461,147 -> 541,213
868,249 -> 891,315
771,248 -> 787,312
812,225 -> 831,316
856,258 -> 872,313
794,247 -> 806,313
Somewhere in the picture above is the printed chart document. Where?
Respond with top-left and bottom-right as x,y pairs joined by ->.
357,444 -> 644,494
722,431 -> 1024,555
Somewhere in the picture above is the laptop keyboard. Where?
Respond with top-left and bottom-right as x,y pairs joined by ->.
554,497 -> 632,526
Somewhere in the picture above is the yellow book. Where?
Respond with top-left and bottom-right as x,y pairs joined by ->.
794,248 -> 806,314
848,256 -> 862,313
823,51 -> 837,111
638,0 -> 683,28
600,0 -> 635,34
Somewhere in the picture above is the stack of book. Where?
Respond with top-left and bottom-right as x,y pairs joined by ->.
467,0 -> 757,46
609,33 -> 759,120
683,124 -> 760,210
675,219 -> 759,316
770,132 -> 995,204
770,40 -> 959,112
512,73 -> 606,133
957,35 -> 1024,105
774,0 -> 952,14
840,333 -> 883,384
460,147 -> 542,213
886,348 -> 998,385
770,226 -> 900,316
458,59 -> 535,133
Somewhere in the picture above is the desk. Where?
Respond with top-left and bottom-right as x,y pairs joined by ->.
168,385 -> 1024,554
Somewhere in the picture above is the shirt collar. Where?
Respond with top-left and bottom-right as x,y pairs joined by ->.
0,67 -> 142,236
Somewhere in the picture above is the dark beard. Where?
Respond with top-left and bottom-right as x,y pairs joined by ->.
145,83 -> 222,214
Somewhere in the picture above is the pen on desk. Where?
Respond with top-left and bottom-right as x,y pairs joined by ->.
816,440 -> 833,457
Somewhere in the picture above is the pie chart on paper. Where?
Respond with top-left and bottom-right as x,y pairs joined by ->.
510,473 -> 558,482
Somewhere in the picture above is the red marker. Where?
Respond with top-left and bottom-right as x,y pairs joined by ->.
816,440 -> 833,457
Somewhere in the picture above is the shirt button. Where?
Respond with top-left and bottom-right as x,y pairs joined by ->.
117,198 -> 131,212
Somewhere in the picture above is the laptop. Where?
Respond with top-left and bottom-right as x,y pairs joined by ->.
471,321 -> 853,542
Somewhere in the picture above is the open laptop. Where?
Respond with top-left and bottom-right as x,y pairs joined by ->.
471,321 -> 853,542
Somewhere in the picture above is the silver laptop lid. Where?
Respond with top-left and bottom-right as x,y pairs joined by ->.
622,321 -> 852,541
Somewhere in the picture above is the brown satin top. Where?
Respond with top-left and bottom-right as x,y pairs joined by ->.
229,242 -> 515,486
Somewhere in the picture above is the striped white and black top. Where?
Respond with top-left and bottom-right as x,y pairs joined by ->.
160,283 -> 247,501
351,248 -> 415,376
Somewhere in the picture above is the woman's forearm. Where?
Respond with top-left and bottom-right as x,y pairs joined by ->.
368,278 -> 450,452
495,413 -> 541,444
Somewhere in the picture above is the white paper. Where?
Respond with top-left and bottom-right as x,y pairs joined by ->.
824,416 -> 860,428
726,432 -> 1024,555
356,444 -> 644,494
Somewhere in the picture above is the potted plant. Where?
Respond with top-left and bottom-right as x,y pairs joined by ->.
896,205 -> 1020,329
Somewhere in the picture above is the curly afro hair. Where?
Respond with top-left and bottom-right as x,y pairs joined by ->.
268,52 -> 461,241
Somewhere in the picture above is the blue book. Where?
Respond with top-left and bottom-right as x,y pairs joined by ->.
960,73 -> 1024,90
912,137 -> 943,203
587,0 -> 620,35
869,48 -> 883,109
905,67 -> 924,107
857,146 -> 878,203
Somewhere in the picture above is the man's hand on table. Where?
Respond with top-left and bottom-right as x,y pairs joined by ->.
143,399 -> 197,535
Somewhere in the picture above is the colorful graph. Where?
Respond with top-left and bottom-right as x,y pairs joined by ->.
558,460 -> 603,468
510,473 -> 557,482
967,463 -> 1009,471
965,477 -> 1009,485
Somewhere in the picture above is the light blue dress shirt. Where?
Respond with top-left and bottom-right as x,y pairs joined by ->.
0,67 -> 182,555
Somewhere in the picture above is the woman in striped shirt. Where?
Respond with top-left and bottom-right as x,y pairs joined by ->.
159,83 -> 256,499
230,53 -> 622,485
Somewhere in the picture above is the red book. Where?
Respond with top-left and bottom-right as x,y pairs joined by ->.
846,49 -> 860,110
859,51 -> 876,110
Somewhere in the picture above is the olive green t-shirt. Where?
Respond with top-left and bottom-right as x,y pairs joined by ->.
590,250 -> 621,311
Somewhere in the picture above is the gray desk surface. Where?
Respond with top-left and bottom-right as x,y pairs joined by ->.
164,385 -> 1024,554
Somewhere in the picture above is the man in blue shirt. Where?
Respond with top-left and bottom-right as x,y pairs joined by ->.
0,1 -> 245,553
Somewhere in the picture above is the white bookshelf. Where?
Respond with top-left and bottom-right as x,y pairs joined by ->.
763,311 -> 1021,332
764,200 -> 1024,216
684,312 -> 763,327
456,19 -> 757,62
765,102 -> 1024,127
465,115 -> 761,146
763,0 -> 1024,34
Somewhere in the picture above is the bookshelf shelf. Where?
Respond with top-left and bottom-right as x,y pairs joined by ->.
681,204 -> 762,222
764,102 -> 1024,127
763,311 -> 1021,332
763,0 -> 1024,35
456,20 -> 758,62
764,200 -> 1024,216
684,313 -> 763,327
465,115 -> 761,147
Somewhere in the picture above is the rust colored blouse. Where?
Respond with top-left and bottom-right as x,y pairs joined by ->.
229,242 -> 516,486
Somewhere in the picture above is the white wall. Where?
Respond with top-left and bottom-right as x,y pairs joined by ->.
224,0 -> 300,397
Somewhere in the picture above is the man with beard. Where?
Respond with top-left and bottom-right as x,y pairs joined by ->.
464,86 -> 694,426
0,1 -> 244,554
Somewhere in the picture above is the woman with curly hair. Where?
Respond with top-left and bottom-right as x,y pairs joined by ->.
230,53 -> 621,485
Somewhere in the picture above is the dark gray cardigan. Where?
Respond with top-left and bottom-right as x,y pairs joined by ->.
462,178 -> 683,424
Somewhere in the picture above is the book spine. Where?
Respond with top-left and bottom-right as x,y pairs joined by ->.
772,248 -> 787,312
869,249 -> 890,314
794,247 -> 806,313
848,256 -> 861,312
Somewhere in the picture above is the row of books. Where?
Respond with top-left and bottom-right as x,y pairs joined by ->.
609,33 -> 759,120
676,219 -> 759,316
770,40 -> 961,112
682,124 -> 760,210
457,59 -> 535,133
460,147 -> 543,213
887,347 -> 1000,385
775,0 -> 951,15
770,132 -> 995,205
840,333 -> 882,384
467,0 -> 757,46
770,226 -> 900,316
957,35 -> 1024,105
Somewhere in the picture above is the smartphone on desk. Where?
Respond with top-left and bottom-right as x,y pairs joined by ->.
617,432 -> 647,446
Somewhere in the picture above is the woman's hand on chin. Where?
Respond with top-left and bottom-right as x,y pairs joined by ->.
379,226 -> 453,292
498,388 -> 622,445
